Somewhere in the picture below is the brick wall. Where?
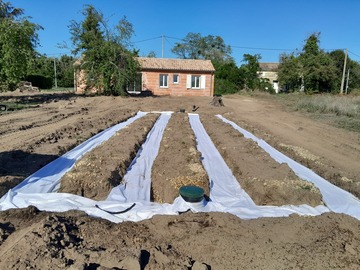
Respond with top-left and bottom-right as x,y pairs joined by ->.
141,70 -> 214,96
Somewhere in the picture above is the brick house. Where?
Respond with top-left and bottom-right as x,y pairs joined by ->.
136,57 -> 215,96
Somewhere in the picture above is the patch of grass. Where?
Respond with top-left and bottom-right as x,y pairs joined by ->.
295,95 -> 360,117
293,94 -> 360,133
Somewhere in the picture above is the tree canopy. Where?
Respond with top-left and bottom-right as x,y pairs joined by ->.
0,0 -> 41,91
171,32 -> 233,64
278,33 -> 360,93
69,5 -> 139,95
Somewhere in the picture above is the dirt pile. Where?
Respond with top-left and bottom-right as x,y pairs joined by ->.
0,207 -> 359,269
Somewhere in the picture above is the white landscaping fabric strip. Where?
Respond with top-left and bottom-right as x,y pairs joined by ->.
188,114 -> 256,207
106,112 -> 172,202
217,115 -> 360,220
188,114 -> 329,219
1,111 -> 147,195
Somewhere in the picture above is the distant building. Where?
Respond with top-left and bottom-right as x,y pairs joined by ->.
136,57 -> 215,96
74,57 -> 215,96
258,63 -> 279,93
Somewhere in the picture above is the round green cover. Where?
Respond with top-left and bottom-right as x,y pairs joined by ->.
179,185 -> 204,202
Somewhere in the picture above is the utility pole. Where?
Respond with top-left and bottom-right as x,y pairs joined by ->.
340,48 -> 348,94
162,34 -> 164,58
345,68 -> 350,94
53,58 -> 58,88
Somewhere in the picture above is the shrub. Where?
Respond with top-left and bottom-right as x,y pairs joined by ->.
26,75 -> 53,89
214,78 -> 240,95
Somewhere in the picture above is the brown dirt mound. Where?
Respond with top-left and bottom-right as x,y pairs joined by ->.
0,207 -> 359,269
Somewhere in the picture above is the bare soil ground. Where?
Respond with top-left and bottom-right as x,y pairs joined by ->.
0,92 -> 359,269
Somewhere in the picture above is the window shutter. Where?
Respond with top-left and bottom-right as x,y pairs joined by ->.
186,75 -> 191,88
200,75 -> 206,89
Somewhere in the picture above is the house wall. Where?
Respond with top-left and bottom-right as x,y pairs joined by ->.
258,71 -> 279,93
74,70 -> 99,94
141,70 -> 214,97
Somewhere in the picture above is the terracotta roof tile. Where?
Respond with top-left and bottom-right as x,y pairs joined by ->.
259,62 -> 279,71
136,57 -> 215,72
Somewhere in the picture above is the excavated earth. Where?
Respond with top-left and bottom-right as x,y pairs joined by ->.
0,92 -> 359,269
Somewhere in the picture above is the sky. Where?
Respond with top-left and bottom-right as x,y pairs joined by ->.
9,0 -> 360,65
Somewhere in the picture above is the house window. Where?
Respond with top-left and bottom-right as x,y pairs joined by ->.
186,75 -> 206,89
159,74 -> 168,88
173,74 -> 179,84
191,75 -> 201,88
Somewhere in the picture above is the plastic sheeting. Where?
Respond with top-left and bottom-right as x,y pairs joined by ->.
0,112 -> 358,223
3,111 -> 148,195
106,113 -> 172,202
217,115 -> 360,220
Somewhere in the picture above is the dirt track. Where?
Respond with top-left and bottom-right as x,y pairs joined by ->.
0,92 -> 359,269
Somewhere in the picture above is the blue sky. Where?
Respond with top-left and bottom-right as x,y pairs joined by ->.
10,0 -> 360,64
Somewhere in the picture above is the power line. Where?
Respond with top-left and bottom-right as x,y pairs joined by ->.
349,50 -> 360,59
132,36 -> 162,44
231,45 -> 293,52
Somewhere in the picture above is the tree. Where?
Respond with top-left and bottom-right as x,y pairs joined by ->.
171,32 -> 233,64
240,54 -> 261,91
70,5 -> 138,95
57,55 -> 75,87
278,33 -> 338,93
329,50 -> 360,93
0,1 -> 41,91
213,61 -> 243,95
299,33 -> 337,93
278,53 -> 302,91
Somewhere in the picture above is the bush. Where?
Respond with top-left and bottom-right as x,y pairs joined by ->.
214,78 -> 240,95
26,75 -> 53,89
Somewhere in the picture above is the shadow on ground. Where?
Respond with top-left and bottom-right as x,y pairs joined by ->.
0,150 -> 59,197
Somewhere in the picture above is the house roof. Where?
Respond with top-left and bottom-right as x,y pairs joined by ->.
136,57 -> 215,72
259,62 -> 279,72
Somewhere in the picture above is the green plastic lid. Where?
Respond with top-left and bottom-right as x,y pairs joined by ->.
179,185 -> 204,203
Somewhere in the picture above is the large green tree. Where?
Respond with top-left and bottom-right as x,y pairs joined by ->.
277,53 -> 301,91
172,32 -> 233,64
0,1 -> 41,91
240,54 -> 262,91
213,61 -> 244,95
329,50 -> 360,93
299,33 -> 337,93
278,33 -> 338,93
70,5 -> 139,95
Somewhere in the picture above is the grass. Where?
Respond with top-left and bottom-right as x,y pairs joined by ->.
295,95 -> 360,117
294,95 -> 360,132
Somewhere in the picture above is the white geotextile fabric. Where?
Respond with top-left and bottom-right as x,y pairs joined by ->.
0,112 -> 358,222
187,114 -> 329,218
106,113 -> 172,202
216,115 -> 360,220
2,111 -> 148,195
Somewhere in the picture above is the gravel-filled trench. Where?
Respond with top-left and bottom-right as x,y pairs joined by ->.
200,113 -> 323,206
59,113 -> 159,200
151,112 -> 209,203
